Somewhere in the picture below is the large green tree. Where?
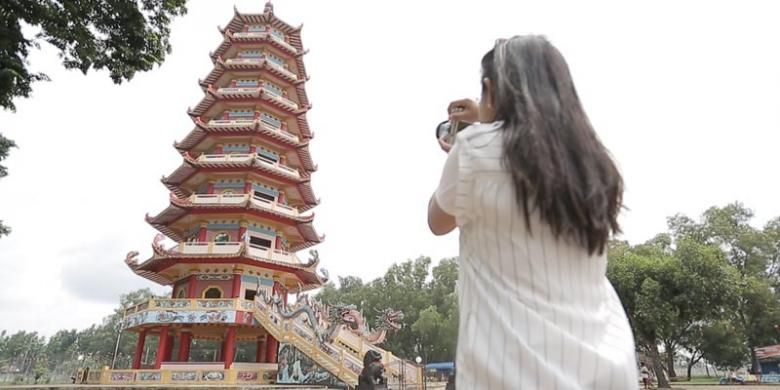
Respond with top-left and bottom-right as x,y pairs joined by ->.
607,234 -> 739,386
0,0 -> 188,237
668,203 -> 780,372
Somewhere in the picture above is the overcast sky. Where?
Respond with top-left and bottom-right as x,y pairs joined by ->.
1,0 -> 779,337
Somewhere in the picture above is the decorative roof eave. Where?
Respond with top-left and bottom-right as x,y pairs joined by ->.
200,57 -> 299,89
124,251 -> 173,286
173,123 -> 315,172
189,86 -> 309,118
168,194 -> 316,224
140,247 -> 321,276
296,115 -> 312,140
160,158 -> 318,206
210,30 -> 299,62
217,7 -> 308,80
180,152 -> 305,185
292,224 -> 324,250
295,144 -> 316,172
222,8 -> 303,37
294,82 -> 310,108
180,116 -> 304,149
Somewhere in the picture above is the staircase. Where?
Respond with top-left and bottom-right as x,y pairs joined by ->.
252,301 -> 421,389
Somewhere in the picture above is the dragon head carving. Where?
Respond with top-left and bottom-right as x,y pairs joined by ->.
376,308 -> 404,331
124,251 -> 140,267
328,303 -> 359,327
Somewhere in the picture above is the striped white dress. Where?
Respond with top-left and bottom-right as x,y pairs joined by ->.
434,121 -> 638,389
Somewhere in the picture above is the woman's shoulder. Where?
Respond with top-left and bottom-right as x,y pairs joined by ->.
458,120 -> 504,140
455,121 -> 504,155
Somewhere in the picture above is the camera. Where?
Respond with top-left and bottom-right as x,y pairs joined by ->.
436,105 -> 473,143
435,120 -> 471,143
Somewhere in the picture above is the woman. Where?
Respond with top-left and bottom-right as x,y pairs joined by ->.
428,36 -> 638,389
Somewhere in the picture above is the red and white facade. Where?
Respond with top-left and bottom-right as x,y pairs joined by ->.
121,1 -> 326,374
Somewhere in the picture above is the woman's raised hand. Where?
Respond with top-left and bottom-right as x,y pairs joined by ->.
438,135 -> 453,153
448,98 -> 480,124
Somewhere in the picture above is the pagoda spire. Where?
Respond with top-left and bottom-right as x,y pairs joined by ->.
264,0 -> 274,14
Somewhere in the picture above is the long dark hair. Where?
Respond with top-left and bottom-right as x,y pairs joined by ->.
482,36 -> 623,255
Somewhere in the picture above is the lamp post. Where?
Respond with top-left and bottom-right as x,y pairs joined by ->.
415,356 -> 427,390
111,316 -> 124,369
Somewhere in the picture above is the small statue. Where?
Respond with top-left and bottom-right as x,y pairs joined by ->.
357,350 -> 386,390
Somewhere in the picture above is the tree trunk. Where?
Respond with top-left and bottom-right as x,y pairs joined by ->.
649,342 -> 671,389
687,351 -> 702,380
687,355 -> 694,380
665,343 -> 677,379
750,345 -> 760,374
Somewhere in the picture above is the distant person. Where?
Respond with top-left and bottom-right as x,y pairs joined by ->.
428,35 -> 639,389
640,362 -> 651,388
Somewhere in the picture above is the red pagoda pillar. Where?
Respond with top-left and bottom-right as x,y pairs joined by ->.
164,333 -> 174,361
265,335 -> 278,363
155,326 -> 170,368
256,338 -> 266,363
187,275 -> 198,298
178,331 -> 192,362
133,329 -> 147,369
232,273 -> 241,298
224,327 -> 237,369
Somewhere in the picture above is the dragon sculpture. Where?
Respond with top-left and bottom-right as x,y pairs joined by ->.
256,284 -> 403,347
124,251 -> 140,267
338,307 -> 404,345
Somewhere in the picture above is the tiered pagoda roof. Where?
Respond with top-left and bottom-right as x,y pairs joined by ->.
128,1 -> 324,289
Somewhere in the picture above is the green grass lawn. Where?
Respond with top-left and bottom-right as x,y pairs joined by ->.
670,376 -> 720,385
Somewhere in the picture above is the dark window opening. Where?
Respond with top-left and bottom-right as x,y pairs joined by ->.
244,289 -> 257,301
204,288 -> 222,299
249,236 -> 272,249
254,191 -> 275,202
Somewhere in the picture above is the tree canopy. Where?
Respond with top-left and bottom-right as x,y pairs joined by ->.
0,0 -> 188,238
608,202 -> 780,386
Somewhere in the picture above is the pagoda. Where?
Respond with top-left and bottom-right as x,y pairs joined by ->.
87,3 -> 422,388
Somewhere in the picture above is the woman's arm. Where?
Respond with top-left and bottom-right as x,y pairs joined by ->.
428,193 -> 456,235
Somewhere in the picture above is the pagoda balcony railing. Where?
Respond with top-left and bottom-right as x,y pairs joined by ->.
232,31 -> 297,53
168,241 -> 302,264
214,86 -> 299,109
124,298 -> 241,316
206,119 -> 300,143
196,153 -> 301,179
223,58 -> 298,80
188,193 -> 300,217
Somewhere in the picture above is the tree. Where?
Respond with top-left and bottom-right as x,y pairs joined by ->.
0,0 -> 188,237
0,133 -> 15,237
669,203 -> 780,372
698,321 -> 750,370
316,257 -> 460,363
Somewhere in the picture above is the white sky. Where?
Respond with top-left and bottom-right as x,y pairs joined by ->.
1,0 -> 779,337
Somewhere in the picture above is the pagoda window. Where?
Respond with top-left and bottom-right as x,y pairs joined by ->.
249,236 -> 272,249
214,232 -> 230,243
244,289 -> 257,301
254,191 -> 275,202
238,49 -> 263,58
266,53 -> 285,67
269,28 -> 285,41
176,288 -> 186,299
203,287 -> 223,299
263,81 -> 284,97
235,79 -> 259,87
260,112 -> 282,128
228,110 -> 255,119
223,143 -> 250,153
256,147 -> 279,163
247,25 -> 267,32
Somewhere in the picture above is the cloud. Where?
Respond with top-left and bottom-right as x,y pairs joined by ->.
59,237 -> 167,304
